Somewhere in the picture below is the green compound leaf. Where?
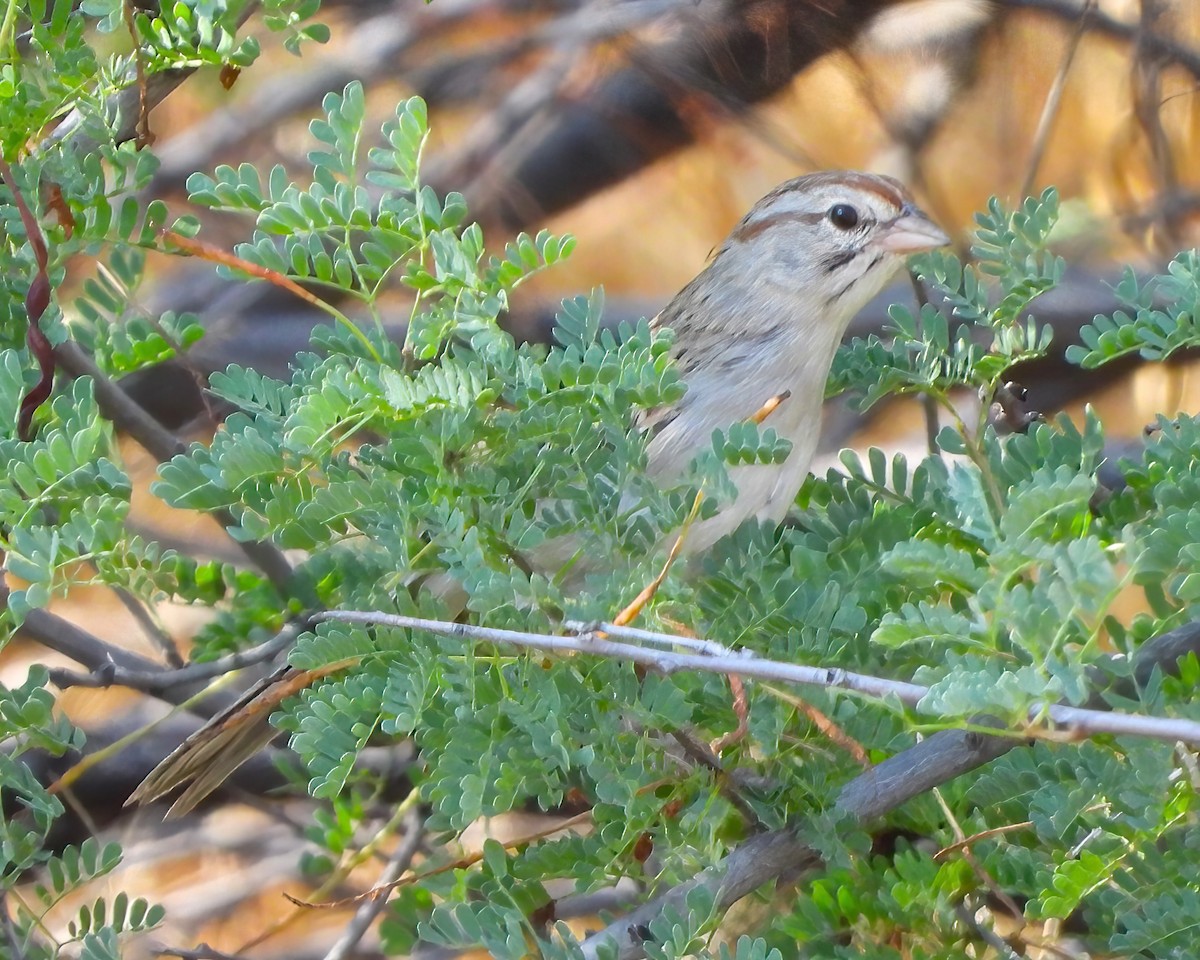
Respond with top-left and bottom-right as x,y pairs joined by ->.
1067,251 -> 1200,368
711,421 -> 793,466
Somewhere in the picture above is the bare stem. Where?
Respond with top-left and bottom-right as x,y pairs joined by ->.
316,611 -> 1200,748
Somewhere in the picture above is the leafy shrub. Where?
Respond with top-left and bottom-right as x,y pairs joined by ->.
2,4 -> 1198,959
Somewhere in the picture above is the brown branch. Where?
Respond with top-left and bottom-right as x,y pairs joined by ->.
935,819 -> 1033,860
122,0 -> 155,147
1020,0 -> 1093,198
760,682 -> 871,768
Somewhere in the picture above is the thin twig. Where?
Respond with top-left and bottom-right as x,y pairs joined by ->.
933,785 -> 1024,920
110,584 -> 183,667
1020,0 -> 1093,198
239,789 -> 423,948
708,673 -> 750,755
48,618 -> 306,694
934,820 -> 1033,860
954,901 -> 1024,960
1131,0 -> 1181,252
24,608 -> 233,715
668,729 -> 762,830
612,488 -> 705,626
289,809 -> 594,909
121,0 -> 154,147
154,944 -> 249,960
316,610 -> 1200,748
996,0 -> 1200,79
566,620 -> 735,658
759,682 -> 870,768
321,809 -> 425,960
907,272 -> 940,455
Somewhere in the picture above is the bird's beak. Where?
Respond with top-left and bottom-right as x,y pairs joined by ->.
872,205 -> 950,254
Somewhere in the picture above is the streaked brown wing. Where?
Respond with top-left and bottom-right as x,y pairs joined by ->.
128,658 -> 360,817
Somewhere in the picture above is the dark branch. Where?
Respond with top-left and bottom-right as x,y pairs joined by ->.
581,725 -> 1016,959
47,619 -> 308,696
447,0 -> 892,232
25,608 -> 239,717
52,340 -> 295,596
578,623 -> 1200,959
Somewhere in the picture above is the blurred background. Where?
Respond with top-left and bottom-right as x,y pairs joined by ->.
124,0 -> 1200,457
10,0 -> 1200,955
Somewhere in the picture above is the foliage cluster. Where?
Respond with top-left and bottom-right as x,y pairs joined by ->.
1,3 -> 1198,958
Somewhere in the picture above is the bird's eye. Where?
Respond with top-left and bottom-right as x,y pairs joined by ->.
828,204 -> 859,230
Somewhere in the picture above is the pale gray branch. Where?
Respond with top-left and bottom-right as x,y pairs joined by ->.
317,611 -> 1200,747
322,809 -> 424,960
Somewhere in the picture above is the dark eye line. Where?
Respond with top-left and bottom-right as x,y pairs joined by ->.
729,206 -> 883,245
824,251 -> 887,306
819,248 -> 860,273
